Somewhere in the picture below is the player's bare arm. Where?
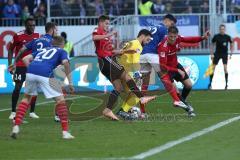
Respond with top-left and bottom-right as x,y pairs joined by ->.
230,40 -> 234,59
202,30 -> 211,40
7,42 -> 15,74
92,30 -> 117,41
14,46 -> 28,65
62,59 -> 74,94
210,42 -> 215,60
179,30 -> 210,44
22,54 -> 33,67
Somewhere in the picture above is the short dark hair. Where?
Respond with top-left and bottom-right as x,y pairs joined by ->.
219,24 -> 225,28
98,15 -> 110,23
45,22 -> 57,33
61,32 -> 67,39
163,14 -> 177,24
168,26 -> 179,34
52,36 -> 64,46
25,17 -> 35,26
137,29 -> 152,37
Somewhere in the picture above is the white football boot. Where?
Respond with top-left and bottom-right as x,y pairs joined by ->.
62,131 -> 75,139
29,112 -> 39,119
10,125 -> 19,139
9,112 -> 16,120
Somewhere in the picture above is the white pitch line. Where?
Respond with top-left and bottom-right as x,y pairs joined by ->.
130,115 -> 240,159
0,96 -> 86,112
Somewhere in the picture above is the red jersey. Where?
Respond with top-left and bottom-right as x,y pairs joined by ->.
92,27 -> 113,58
158,35 -> 203,73
9,30 -> 40,67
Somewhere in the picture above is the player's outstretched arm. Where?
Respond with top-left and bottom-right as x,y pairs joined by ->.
92,31 -> 117,41
180,31 -> 210,43
202,30 -> 211,40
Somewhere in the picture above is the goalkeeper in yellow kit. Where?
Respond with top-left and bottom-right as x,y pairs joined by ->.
117,29 -> 152,120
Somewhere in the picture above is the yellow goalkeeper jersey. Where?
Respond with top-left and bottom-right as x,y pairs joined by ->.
118,39 -> 142,73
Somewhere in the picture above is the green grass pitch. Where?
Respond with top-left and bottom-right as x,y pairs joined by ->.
0,90 -> 240,160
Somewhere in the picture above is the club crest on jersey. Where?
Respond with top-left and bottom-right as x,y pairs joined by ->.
136,48 -> 141,53
175,57 -> 199,89
160,52 -> 165,57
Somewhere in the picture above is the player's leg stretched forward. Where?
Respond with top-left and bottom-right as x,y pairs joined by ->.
102,71 -> 156,120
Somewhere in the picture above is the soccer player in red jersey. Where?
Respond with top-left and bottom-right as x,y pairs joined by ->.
8,17 -> 40,120
158,26 -> 210,116
92,15 -> 156,120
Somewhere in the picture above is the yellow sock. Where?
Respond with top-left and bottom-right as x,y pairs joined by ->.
122,93 -> 140,112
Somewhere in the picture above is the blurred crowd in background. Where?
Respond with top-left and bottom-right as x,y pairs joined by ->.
0,0 -> 239,25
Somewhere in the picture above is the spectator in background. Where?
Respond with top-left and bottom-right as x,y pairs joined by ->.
184,6 -> 193,14
89,0 -> 105,16
3,0 -> 20,18
21,5 -> 31,22
163,2 -> 173,14
61,32 -> 74,57
121,1 -> 134,15
153,0 -> 165,14
200,0 -> 209,13
3,0 -> 21,26
231,0 -> 240,13
0,1 -> 6,18
109,0 -> 121,16
77,0 -> 86,17
33,0 -> 47,13
34,2 -> 46,25
34,2 -> 46,19
138,0 -> 155,15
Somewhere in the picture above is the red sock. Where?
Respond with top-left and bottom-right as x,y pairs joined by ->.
62,87 -> 67,97
30,96 -> 37,106
56,102 -> 69,131
161,74 -> 180,102
140,85 -> 149,113
141,85 -> 149,95
15,101 -> 30,125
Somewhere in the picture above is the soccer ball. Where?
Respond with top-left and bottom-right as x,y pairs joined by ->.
129,106 -> 141,119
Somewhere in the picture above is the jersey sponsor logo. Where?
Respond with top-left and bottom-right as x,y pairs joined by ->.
163,41 -> 167,47
136,48 -> 141,54
160,52 -> 165,57
175,57 -> 199,89
168,52 -> 176,56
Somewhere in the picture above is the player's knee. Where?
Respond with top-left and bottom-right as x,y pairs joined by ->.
22,97 -> 31,104
224,66 -> 228,73
185,83 -> 192,89
184,80 -> 192,89
114,86 -> 122,93
55,95 -> 65,104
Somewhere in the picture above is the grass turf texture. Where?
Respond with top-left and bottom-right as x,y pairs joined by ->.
0,90 -> 239,160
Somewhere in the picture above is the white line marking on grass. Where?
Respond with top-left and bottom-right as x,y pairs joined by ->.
130,115 -> 240,159
153,99 -> 239,104
0,95 -> 88,112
